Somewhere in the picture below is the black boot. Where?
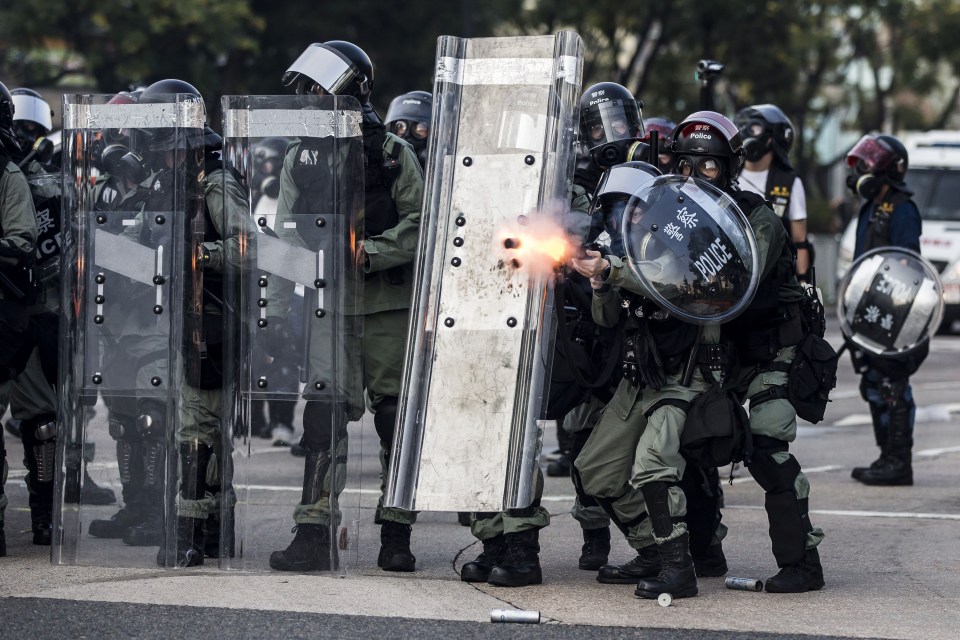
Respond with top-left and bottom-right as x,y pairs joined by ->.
634,481 -> 697,599
457,512 -> 471,527
487,528 -> 542,587
859,403 -> 913,486
270,523 -> 331,571
379,522 -> 416,572
597,544 -> 660,584
81,469 -> 118,506
461,534 -> 507,582
122,439 -> 166,546
578,526 -> 611,570
852,405 -> 888,480
634,533 -> 698,599
693,542 -> 728,577
22,418 -> 56,546
157,516 -> 205,567
90,438 -> 146,538
765,547 -> 825,592
546,453 -> 571,477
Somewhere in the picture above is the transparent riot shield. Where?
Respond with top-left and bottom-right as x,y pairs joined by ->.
385,32 -> 583,512
837,247 -> 944,357
221,95 -> 364,572
55,94 -> 206,567
621,175 -> 760,324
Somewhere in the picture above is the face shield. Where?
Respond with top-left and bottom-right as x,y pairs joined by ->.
846,135 -> 895,176
282,45 -> 363,97
581,99 -> 644,150
11,93 -> 53,133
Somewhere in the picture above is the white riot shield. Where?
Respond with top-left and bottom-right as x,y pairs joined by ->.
385,32 -> 583,512
54,94 -> 206,567
221,95 -> 364,572
838,247 -> 944,357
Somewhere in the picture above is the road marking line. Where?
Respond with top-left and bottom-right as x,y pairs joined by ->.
916,445 -> 960,457
725,504 -> 960,521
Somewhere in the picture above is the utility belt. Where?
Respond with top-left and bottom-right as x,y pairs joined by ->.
623,329 -> 734,391
729,302 -> 803,366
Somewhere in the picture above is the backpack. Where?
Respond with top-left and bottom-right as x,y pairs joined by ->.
677,378 -> 752,468
787,334 -> 838,423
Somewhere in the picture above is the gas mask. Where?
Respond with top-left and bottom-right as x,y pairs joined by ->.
591,139 -> 648,170
846,173 -> 883,201
741,121 -> 770,163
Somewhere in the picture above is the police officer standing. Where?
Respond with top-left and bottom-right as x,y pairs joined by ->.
845,134 -> 922,486
735,104 -> 813,281
0,80 -> 40,555
269,41 -> 424,573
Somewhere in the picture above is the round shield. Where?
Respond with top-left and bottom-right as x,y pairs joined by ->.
837,247 -> 943,357
622,175 -> 759,324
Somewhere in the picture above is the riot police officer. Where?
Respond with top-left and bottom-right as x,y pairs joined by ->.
672,111 -> 825,592
735,104 -> 812,282
384,90 -> 431,170
0,79 -> 40,555
269,40 -> 424,573
845,133 -> 922,486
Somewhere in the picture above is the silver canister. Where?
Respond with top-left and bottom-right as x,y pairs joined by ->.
490,609 -> 540,624
657,593 -> 673,607
725,576 -> 763,592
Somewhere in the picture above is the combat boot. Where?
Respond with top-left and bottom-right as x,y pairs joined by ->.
487,528 -> 542,587
859,404 -> 913,486
852,405 -> 888,480
30,501 -> 53,546
269,524 -> 331,571
634,533 -> 698,599
157,516 -> 205,567
546,453 -> 570,477
89,506 -> 145,538
693,541 -> 728,577
123,505 -> 164,546
764,547 -> 825,592
597,544 -> 660,584
378,522 -> 416,572
22,418 -> 56,545
81,469 -> 118,505
578,526 -> 611,570
460,534 -> 507,582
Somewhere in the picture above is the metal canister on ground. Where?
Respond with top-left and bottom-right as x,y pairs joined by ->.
725,576 -> 763,592
490,609 -> 540,624
657,593 -> 673,607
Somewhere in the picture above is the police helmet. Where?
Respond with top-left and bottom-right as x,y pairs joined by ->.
734,104 -> 794,165
672,111 -> 745,189
282,41 -> 374,101
11,88 -> 53,137
385,90 -> 432,140
846,133 -> 909,191
578,82 -> 645,169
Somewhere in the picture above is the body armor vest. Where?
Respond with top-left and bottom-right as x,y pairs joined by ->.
764,163 -> 796,234
862,189 -> 914,254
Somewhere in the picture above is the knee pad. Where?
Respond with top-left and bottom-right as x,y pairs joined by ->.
373,397 -> 399,448
301,401 -> 334,452
136,401 -> 165,438
748,437 -> 800,494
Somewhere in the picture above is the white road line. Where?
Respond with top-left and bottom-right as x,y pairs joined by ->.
725,504 -> 960,521
916,445 -> 960,457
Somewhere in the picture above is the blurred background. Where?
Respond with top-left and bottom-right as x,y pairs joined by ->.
3,0 -> 960,238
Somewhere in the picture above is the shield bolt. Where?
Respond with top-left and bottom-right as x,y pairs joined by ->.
96,273 -> 106,284
96,214 -> 106,224
651,224 -> 658,231
94,314 -> 104,324
315,381 -> 326,391
677,195 -> 685,203
456,216 -> 466,227
257,217 -> 267,227
153,305 -> 163,315
507,317 -> 517,327
258,276 -> 268,287
524,155 -> 535,165
92,374 -> 103,385
463,157 -> 472,166
151,377 -> 162,386
257,377 -> 268,389
315,278 -> 326,288
153,275 -> 165,285
257,298 -> 267,308
316,218 -> 326,227
154,215 -> 165,225
315,308 -> 326,318
444,317 -> 455,327
453,237 -> 464,247
451,257 -> 462,267
257,318 -> 268,328
95,295 -> 105,304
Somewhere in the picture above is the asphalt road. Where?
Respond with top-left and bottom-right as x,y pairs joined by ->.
1,318 -> 959,639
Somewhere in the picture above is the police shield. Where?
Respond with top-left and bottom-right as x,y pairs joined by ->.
622,175 -> 759,324
221,95 -> 364,571
838,247 -> 943,357
55,93 -> 206,567
384,32 -> 583,512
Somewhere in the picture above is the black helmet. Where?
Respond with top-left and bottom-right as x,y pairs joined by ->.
845,133 -> 909,198
137,79 -> 205,152
385,90 -> 431,136
734,104 -> 794,165
578,82 -> 645,169
0,81 -> 13,130
672,110 -> 745,189
282,41 -> 374,101
140,78 -> 203,103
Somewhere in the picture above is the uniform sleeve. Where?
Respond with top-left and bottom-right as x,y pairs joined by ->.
0,165 -> 38,267
891,200 -> 922,254
362,142 -> 424,273
747,203 -> 787,282
591,286 -> 623,328
203,169 -> 255,272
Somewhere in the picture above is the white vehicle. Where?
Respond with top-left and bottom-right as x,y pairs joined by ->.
837,130 -> 960,332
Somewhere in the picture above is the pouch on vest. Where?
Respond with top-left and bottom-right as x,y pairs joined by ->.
787,333 -> 838,423
679,378 -> 752,468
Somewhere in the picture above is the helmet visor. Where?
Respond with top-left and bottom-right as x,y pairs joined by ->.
581,99 -> 643,149
385,96 -> 432,126
282,45 -> 358,96
12,93 -> 52,131
846,135 -> 894,175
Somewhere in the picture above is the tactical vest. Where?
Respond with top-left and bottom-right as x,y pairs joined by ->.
362,123 -> 401,237
622,290 -> 699,369
764,163 -> 796,234
862,189 -> 914,254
